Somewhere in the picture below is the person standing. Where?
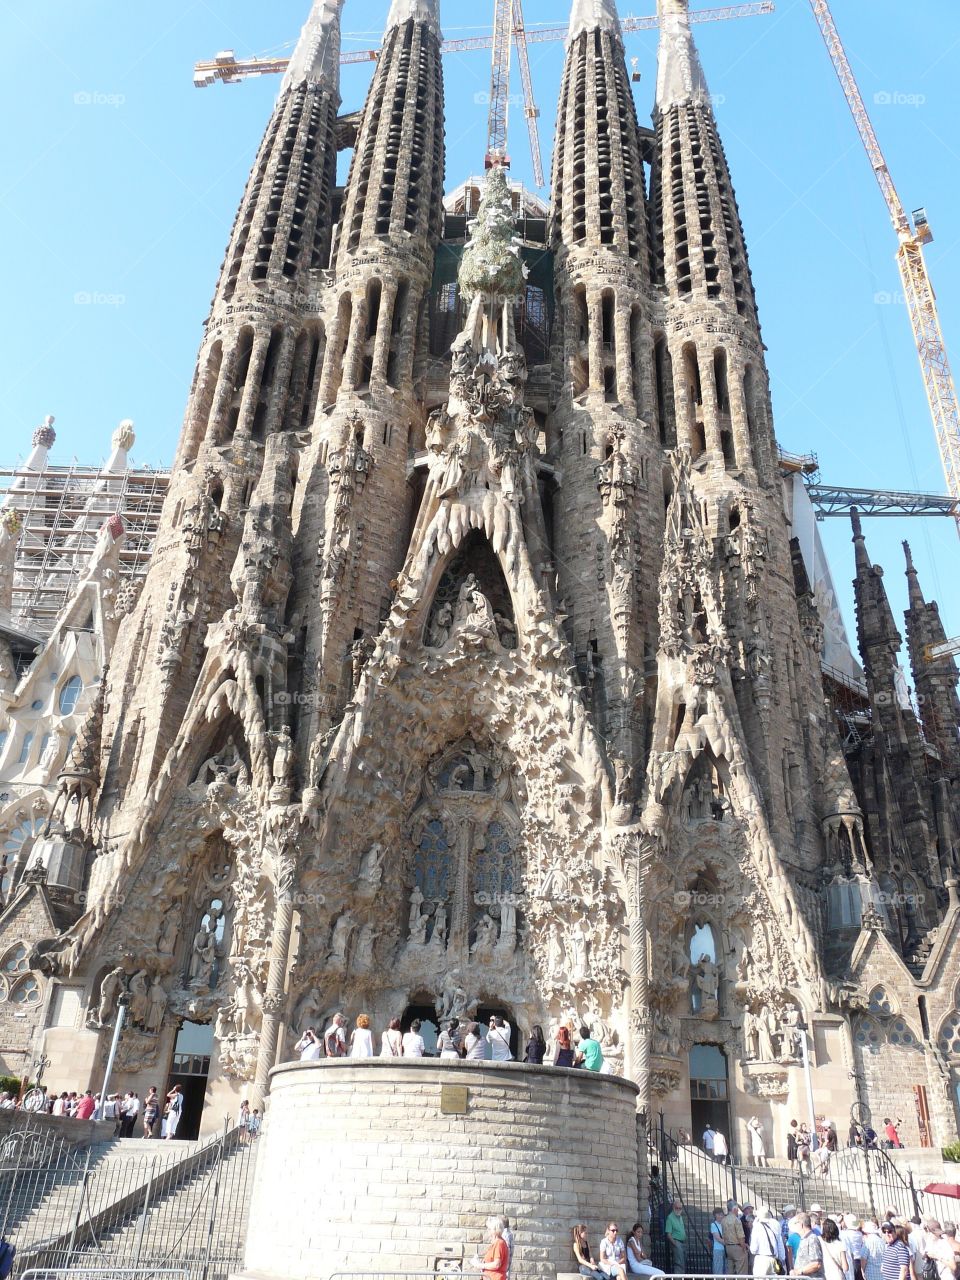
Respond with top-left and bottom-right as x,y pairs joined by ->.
713,1129 -> 729,1166
879,1225 -> 910,1280
323,1012 -> 347,1057
437,1020 -> 462,1060
841,1217 -> 866,1280
499,1217 -> 514,1279
665,1200 -> 687,1275
143,1087 -> 160,1138
792,1216 -> 825,1279
821,1218 -> 850,1280
349,1014 -> 374,1058
164,1084 -> 183,1140
463,1022 -> 487,1061
524,1025 -> 546,1064
862,1223 -> 886,1280
488,1017 -> 513,1062
703,1123 -> 717,1158
379,1017 -> 403,1058
748,1118 -> 768,1167
710,1209 -> 727,1276
723,1201 -> 748,1275
402,1018 -> 426,1057
75,1090 -> 96,1121
882,1118 -> 902,1149
787,1121 -> 799,1170
750,1206 -> 787,1276
554,1026 -> 575,1067
295,1027 -> 322,1060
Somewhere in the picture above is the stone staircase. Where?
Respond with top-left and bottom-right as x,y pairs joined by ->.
3,1132 -> 256,1279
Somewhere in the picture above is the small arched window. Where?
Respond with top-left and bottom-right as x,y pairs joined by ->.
17,732 -> 34,764
58,676 -> 83,715
1,944 -> 29,974
9,975 -> 41,1005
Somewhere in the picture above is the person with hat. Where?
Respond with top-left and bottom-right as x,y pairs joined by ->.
750,1207 -> 786,1276
861,1221 -> 885,1280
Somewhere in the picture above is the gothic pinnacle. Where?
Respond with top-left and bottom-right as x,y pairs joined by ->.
903,540 -> 927,609
385,0 -> 442,36
567,0 -> 623,42
280,0 -> 344,97
655,0 -> 709,109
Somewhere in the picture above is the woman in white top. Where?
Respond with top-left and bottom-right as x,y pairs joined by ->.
437,1020 -> 462,1060
748,1116 -> 768,1167
349,1013 -> 374,1057
626,1223 -> 665,1278
402,1018 -> 426,1057
379,1016 -> 403,1058
821,1218 -> 851,1280
463,1021 -> 486,1060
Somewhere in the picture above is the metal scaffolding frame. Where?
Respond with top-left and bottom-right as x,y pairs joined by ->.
0,458 -> 170,638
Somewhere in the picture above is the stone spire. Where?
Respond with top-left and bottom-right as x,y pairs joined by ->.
280,0 -> 345,96
567,0 -> 622,43
655,0 -> 709,109
385,0 -> 441,36
902,540 -> 960,783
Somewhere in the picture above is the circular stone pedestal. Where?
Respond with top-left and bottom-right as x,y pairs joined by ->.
237,1059 -> 640,1280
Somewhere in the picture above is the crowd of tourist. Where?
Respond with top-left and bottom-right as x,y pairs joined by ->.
292,1011 -> 614,1070
653,1198 -> 960,1279
0,1083 -> 188,1138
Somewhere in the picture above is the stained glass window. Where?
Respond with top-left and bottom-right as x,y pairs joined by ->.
413,819 -> 454,901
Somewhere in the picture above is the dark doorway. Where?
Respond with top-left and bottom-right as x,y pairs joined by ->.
689,1043 -> 732,1156
401,1003 -> 440,1055
166,1020 -> 213,1140
475,1004 -> 520,1059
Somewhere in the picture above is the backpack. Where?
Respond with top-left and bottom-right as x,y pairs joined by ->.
923,1256 -> 939,1280
0,1237 -> 16,1279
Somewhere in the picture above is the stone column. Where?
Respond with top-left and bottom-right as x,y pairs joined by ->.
670,341 -> 694,450
207,342 -> 241,443
265,329 -> 298,438
235,333 -> 271,439
340,294 -> 368,393
727,357 -> 753,473
630,836 -> 656,1121
318,301 -> 348,408
253,833 -> 298,1109
371,281 -> 400,386
698,346 -> 723,455
588,293 -> 605,396
614,301 -> 635,412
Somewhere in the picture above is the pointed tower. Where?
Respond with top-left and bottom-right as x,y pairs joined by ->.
95,0 -> 345,811
549,0 -> 658,761
903,541 -> 960,878
850,515 -> 943,902
294,0 -> 446,734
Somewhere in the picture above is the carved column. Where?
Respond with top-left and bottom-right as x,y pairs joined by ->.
614,302 -> 635,411
698,346 -> 722,455
235,333 -> 271,439
726,357 -> 753,474
630,836 -> 655,1121
371,280 -> 400,385
588,293 -> 605,396
253,829 -> 298,1109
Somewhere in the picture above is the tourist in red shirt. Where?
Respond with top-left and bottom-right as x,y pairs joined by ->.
477,1218 -> 510,1280
75,1091 -> 96,1120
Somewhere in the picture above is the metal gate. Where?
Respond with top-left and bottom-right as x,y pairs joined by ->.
0,1120 -> 256,1279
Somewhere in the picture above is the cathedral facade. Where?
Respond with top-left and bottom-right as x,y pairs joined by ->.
1,0 -> 958,1154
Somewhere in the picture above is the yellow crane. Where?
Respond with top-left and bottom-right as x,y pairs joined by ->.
194,3 -> 776,187
809,0 -> 960,539
925,636 -> 960,663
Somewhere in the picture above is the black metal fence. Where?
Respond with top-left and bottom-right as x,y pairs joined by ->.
647,1117 -> 949,1274
0,1119 -> 257,1279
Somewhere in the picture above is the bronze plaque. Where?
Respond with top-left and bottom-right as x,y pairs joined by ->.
440,1084 -> 469,1115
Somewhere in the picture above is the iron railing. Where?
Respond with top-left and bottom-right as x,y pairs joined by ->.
648,1117 -> 949,1273
0,1119 -> 257,1279
22,1270 -> 190,1279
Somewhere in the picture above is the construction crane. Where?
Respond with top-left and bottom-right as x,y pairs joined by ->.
808,0 -> 960,539
925,636 -> 960,663
195,3 -> 775,189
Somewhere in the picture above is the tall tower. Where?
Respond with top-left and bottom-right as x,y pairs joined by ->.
93,0 -> 346,817
550,0 -> 659,762
294,0 -> 446,738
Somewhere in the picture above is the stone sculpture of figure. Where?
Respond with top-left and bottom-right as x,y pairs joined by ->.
128,969 -> 150,1026
357,842 -> 386,894
352,923 -> 376,973
611,753 -> 633,808
670,934 -> 691,985
436,969 -> 471,1023
427,601 -> 454,648
144,976 -> 167,1034
547,928 -> 566,980
229,962 -> 262,1035
757,1003 -> 779,1061
695,954 -> 720,1016
272,725 -> 294,785
407,885 -> 424,937
327,911 -> 356,967
780,1004 -> 802,1059
97,965 -> 126,1027
431,902 -> 448,947
157,904 -> 182,957
471,912 -> 497,959
409,904 -> 429,947
569,917 -> 590,982
743,1007 -> 760,1060
292,986 -> 322,1035
497,895 -> 518,953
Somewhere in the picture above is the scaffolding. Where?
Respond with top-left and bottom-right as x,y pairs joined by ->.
0,457 -> 170,638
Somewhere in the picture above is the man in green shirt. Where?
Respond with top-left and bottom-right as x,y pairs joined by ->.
665,1198 -> 687,1274
576,1025 -> 604,1071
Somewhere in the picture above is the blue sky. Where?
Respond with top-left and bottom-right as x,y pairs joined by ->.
2,0 -> 958,662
